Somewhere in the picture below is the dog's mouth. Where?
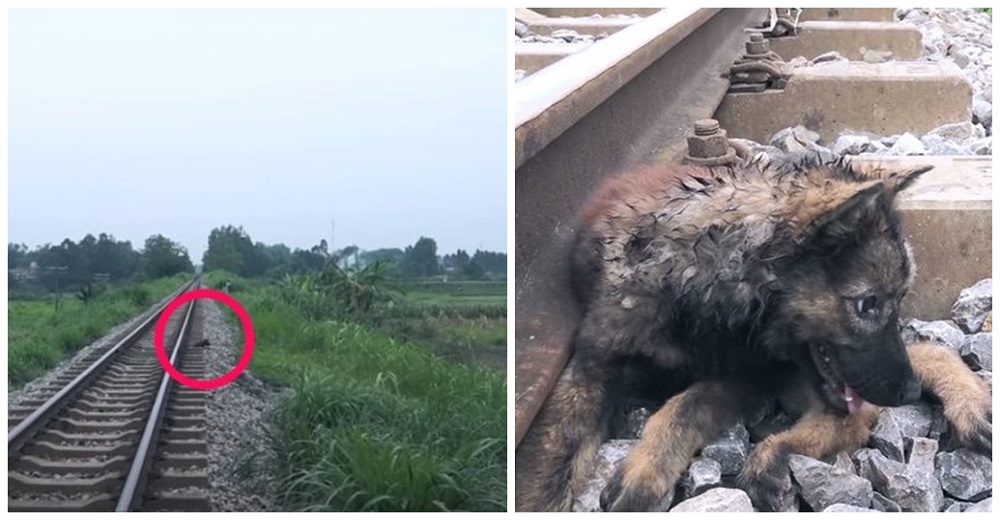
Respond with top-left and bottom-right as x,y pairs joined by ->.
809,343 -> 867,414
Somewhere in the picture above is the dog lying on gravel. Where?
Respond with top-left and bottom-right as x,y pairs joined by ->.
515,151 -> 992,511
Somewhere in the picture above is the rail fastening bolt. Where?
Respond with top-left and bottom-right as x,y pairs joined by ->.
746,33 -> 770,55
693,119 -> 721,136
687,119 -> 729,159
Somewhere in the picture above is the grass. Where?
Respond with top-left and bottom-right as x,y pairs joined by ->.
391,283 -> 506,319
390,290 -> 505,321
438,320 -> 506,347
205,272 -> 506,511
7,274 -> 190,387
386,288 -> 506,365
402,291 -> 505,307
388,280 -> 506,296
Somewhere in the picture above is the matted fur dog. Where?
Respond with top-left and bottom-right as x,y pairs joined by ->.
515,151 -> 992,512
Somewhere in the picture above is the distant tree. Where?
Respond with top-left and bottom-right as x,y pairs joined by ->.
360,248 -> 404,266
470,250 -> 507,279
401,237 -> 439,278
92,233 -> 141,280
289,249 -> 323,273
8,243 -> 28,269
265,243 -> 292,265
78,234 -> 98,274
461,259 -> 486,279
202,225 -> 255,276
54,238 -> 87,286
262,243 -> 293,278
310,239 -> 329,258
246,242 -> 271,278
143,235 -> 194,278
358,248 -> 404,277
336,245 -> 360,268
442,249 -> 471,273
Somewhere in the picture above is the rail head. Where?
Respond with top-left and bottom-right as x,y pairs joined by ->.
7,277 -> 198,452
515,7 -> 721,168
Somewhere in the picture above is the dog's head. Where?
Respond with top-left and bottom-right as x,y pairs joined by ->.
763,158 -> 932,414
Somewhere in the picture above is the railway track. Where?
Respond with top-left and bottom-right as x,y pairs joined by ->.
515,5 -> 991,455
8,278 -> 212,512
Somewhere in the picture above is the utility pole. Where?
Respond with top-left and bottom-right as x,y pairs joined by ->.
331,218 -> 335,255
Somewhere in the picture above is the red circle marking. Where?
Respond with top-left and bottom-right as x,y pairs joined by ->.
154,288 -> 255,390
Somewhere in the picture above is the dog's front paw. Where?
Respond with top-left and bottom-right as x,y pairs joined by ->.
945,384 -> 992,457
599,459 -> 676,512
739,450 -> 795,512
953,406 -> 992,456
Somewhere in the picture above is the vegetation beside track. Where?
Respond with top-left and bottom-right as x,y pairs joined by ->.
203,269 -> 506,512
7,274 -> 190,388
381,281 -> 506,368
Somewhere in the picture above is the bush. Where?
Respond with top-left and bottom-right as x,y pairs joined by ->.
120,286 -> 151,307
204,269 -> 249,293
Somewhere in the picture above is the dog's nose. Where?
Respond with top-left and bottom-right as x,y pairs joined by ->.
898,377 -> 922,404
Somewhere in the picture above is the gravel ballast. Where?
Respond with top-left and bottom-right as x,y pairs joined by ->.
198,300 -> 287,512
513,12 -> 645,82
772,8 -> 992,156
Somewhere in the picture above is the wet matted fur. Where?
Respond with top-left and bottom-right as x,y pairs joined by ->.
515,151 -> 992,512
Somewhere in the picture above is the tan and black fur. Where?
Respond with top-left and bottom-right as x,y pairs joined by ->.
515,152 -> 991,512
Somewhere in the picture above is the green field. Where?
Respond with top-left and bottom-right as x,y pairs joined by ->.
388,282 -> 506,367
204,271 -> 506,512
403,292 -> 505,307
7,274 -> 189,387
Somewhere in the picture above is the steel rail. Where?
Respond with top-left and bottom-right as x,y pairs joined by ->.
7,277 -> 197,452
515,7 -> 717,169
115,284 -> 199,511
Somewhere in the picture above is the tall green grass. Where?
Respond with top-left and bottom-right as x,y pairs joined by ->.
212,275 -> 506,511
389,303 -> 506,320
389,281 -> 506,296
7,274 -> 189,387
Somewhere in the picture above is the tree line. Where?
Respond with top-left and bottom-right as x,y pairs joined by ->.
9,226 -> 505,291
8,233 -> 193,291
200,226 -> 505,280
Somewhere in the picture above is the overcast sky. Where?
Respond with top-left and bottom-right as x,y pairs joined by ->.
8,9 -> 506,261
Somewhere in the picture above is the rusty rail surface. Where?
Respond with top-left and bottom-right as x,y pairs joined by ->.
514,8 -> 767,448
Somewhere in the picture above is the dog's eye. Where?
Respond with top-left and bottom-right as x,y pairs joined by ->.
856,295 -> 878,316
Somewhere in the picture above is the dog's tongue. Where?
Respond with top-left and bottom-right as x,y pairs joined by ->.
843,385 -> 865,414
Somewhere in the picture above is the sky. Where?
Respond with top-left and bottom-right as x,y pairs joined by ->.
8,8 -> 507,261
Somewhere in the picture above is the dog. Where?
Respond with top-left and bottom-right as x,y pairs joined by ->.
515,151 -> 992,511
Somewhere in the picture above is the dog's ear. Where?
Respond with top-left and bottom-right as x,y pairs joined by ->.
858,164 -> 934,193
804,181 -> 885,248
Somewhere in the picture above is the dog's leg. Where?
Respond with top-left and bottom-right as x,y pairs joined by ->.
516,291 -> 689,511
740,405 -> 878,511
600,379 -> 754,511
907,341 -> 992,454
515,352 -> 619,511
